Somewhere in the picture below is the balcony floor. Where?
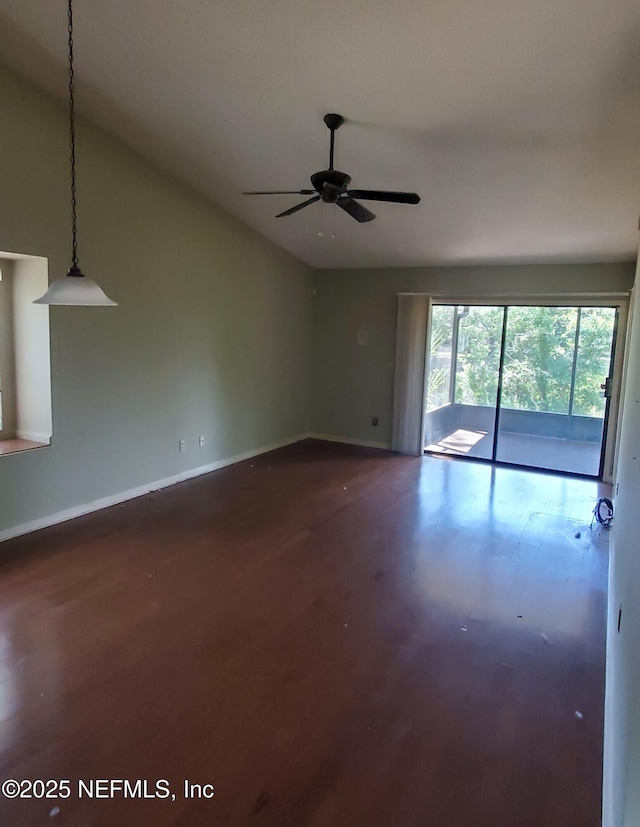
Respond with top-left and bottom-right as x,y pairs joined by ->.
426,429 -> 601,476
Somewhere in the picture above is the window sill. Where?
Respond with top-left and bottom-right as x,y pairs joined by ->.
0,438 -> 49,457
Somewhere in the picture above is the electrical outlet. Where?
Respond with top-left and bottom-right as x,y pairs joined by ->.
372,416 -> 379,426
199,435 -> 205,447
179,440 -> 185,452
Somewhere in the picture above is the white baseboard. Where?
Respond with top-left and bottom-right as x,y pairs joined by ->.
16,430 -> 51,444
0,433 -> 306,544
307,432 -> 392,451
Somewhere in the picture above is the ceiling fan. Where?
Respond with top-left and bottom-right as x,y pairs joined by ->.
243,114 -> 421,223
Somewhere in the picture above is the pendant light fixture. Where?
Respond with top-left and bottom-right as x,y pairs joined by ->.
34,0 -> 117,306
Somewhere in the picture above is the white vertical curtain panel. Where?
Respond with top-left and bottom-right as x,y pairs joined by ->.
392,294 -> 431,455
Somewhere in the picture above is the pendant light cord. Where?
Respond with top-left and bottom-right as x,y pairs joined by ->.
67,0 -> 79,269
32,0 -> 117,304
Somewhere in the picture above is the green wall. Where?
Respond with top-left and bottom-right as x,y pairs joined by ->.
312,263 -> 636,445
0,64 -> 314,535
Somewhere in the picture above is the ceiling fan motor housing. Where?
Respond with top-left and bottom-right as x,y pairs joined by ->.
311,169 -> 352,202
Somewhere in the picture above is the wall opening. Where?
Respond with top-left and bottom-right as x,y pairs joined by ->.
0,252 -> 52,457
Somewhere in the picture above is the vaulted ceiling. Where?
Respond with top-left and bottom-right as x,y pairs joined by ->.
1,0 -> 639,269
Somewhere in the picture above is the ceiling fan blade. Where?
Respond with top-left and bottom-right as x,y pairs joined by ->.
336,197 -> 376,223
347,190 -> 421,204
243,189 -> 316,195
276,195 -> 321,218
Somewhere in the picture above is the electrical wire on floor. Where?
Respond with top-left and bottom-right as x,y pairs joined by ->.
591,497 -> 614,529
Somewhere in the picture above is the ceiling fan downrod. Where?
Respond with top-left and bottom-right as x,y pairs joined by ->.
323,113 -> 344,171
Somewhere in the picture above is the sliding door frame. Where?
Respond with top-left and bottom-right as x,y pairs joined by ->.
491,306 -> 509,462
423,293 -> 629,482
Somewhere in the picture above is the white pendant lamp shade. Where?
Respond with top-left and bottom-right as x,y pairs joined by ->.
34,267 -> 117,306
33,0 -> 117,308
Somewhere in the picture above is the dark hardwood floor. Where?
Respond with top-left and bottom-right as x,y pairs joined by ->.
0,440 -> 609,826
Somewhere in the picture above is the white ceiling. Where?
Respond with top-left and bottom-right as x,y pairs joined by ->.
1,0 -> 639,269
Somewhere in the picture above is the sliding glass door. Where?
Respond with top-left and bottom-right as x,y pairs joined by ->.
425,305 -> 503,461
424,303 -> 618,477
495,306 -> 617,475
